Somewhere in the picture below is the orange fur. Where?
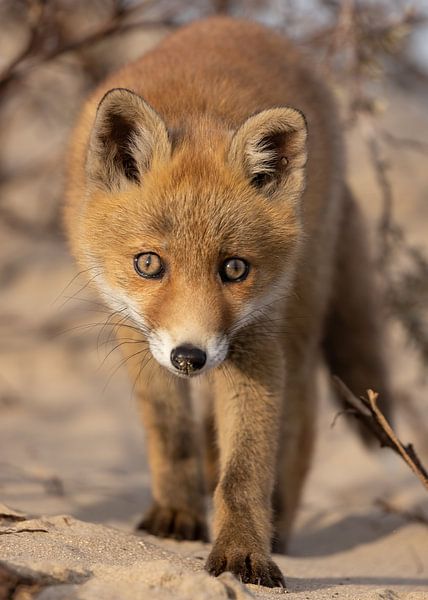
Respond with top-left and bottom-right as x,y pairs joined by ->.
64,17 -> 391,587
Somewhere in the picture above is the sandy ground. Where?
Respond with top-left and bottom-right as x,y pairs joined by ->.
1,23 -> 428,600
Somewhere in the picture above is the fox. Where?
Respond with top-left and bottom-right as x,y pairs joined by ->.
64,17 -> 392,588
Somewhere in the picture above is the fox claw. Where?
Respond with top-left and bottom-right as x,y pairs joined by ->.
206,546 -> 285,588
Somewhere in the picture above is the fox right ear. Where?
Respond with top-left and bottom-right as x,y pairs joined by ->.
228,107 -> 307,204
86,88 -> 171,191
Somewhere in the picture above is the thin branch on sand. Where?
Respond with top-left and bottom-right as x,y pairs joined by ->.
333,376 -> 428,493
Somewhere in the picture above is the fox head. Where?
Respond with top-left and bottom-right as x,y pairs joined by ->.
80,88 -> 307,377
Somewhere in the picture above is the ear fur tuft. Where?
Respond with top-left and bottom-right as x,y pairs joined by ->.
228,107 -> 307,203
86,88 -> 170,191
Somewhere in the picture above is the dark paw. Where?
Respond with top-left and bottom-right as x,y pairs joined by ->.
137,503 -> 208,542
206,546 -> 285,588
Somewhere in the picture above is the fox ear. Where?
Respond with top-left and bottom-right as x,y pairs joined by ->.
228,107 -> 307,203
86,88 -> 170,191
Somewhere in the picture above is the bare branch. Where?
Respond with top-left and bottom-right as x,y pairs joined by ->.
333,377 -> 428,493
0,1 -> 176,94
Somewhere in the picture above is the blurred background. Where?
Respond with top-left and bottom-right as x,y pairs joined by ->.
0,0 -> 427,555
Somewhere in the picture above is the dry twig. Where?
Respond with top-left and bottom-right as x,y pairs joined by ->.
0,0 -> 176,94
333,376 -> 428,493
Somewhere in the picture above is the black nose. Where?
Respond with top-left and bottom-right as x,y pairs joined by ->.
170,344 -> 207,374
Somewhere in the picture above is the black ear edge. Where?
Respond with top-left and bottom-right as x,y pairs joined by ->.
96,87 -> 138,111
95,88 -> 169,132
229,105 -> 308,144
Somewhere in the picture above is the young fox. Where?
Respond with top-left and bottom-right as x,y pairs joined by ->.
65,17 -> 391,587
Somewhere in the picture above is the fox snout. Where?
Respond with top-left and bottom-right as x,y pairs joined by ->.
148,328 -> 229,378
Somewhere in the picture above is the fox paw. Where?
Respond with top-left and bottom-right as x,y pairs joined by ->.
137,503 -> 208,542
206,546 -> 285,588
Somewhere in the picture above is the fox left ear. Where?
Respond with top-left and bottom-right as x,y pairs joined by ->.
228,107 -> 307,203
86,88 -> 171,192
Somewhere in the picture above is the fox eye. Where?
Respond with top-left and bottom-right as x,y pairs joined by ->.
220,257 -> 249,282
134,252 -> 164,279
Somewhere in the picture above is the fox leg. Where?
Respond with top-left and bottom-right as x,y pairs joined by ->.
133,364 -> 207,541
206,335 -> 285,587
203,398 -> 219,494
272,363 -> 316,553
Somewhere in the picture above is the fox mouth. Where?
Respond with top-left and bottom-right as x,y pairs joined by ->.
170,366 -> 205,379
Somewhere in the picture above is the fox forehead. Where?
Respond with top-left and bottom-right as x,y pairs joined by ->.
86,153 -> 299,264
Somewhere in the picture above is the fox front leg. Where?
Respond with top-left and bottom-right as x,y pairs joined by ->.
132,362 -> 207,541
206,338 -> 285,588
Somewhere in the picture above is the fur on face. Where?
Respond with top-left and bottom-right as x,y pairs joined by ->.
82,89 -> 308,373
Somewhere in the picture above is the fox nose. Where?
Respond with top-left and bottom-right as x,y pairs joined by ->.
170,344 -> 207,374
